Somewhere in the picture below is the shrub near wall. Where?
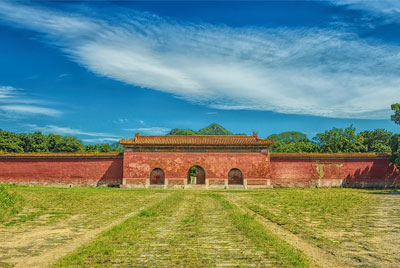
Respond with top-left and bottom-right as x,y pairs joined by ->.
0,185 -> 22,223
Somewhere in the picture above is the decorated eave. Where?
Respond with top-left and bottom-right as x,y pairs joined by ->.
119,132 -> 273,152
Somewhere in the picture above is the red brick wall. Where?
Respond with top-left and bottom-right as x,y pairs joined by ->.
270,155 -> 400,188
123,152 -> 270,185
0,157 -> 123,187
1,152 -> 398,188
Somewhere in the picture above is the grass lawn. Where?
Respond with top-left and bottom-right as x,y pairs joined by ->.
226,188 -> 400,268
1,186 -> 399,268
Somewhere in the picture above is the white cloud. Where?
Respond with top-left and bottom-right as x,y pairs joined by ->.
0,2 -> 399,119
126,127 -> 171,135
0,105 -> 61,117
82,137 -> 120,143
0,86 -> 62,117
27,124 -> 121,138
113,118 -> 128,124
329,0 -> 400,21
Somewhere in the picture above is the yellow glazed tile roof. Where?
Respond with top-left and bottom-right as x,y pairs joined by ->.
120,133 -> 273,146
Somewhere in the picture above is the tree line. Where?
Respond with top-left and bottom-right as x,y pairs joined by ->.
268,127 -> 392,153
0,130 -> 123,153
1,103 -> 400,158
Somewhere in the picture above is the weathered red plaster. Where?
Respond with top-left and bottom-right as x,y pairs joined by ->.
0,152 -> 399,188
123,152 -> 270,185
0,157 -> 122,186
270,157 -> 400,188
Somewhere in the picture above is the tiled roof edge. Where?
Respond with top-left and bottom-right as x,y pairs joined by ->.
270,152 -> 390,159
0,152 -> 123,158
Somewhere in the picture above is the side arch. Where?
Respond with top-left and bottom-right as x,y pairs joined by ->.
150,168 -> 165,185
228,168 -> 243,185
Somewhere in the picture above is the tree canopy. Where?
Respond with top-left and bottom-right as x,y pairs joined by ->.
0,129 -> 123,153
168,123 -> 232,135
313,126 -> 367,153
0,123 -> 394,154
391,103 -> 400,126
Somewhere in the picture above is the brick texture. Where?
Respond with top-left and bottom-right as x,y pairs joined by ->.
0,157 -> 123,187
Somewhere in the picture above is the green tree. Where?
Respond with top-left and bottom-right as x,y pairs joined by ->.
391,103 -> 400,125
84,144 -> 99,152
21,132 -> 49,153
313,125 -> 367,153
390,104 -> 400,168
268,132 -> 319,152
99,143 -> 113,152
197,123 -> 232,135
358,129 -> 392,152
0,129 -> 24,153
168,123 -> 233,135
53,136 -> 84,152
168,129 -> 197,135
389,134 -> 400,168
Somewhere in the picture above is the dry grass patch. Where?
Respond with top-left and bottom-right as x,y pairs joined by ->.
227,188 -> 400,268
0,186 -> 168,267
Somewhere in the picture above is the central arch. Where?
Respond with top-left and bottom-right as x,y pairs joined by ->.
228,168 -> 243,185
150,168 -> 165,185
187,165 -> 206,184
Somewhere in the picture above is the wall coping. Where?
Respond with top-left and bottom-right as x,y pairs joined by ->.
0,152 -> 390,159
0,152 -> 123,159
270,152 -> 390,159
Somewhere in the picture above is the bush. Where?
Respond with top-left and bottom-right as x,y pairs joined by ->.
0,185 -> 22,223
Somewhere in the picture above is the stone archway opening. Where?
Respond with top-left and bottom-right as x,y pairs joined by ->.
228,168 -> 243,185
187,165 -> 206,185
150,168 -> 165,185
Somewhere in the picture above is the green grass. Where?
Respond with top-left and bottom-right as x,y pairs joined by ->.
52,191 -> 185,267
3,185 -> 167,227
209,192 -> 310,268
0,184 -> 23,223
3,187 -> 397,268
228,188 -> 377,248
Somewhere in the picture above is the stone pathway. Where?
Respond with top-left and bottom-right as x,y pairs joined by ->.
109,192 -> 273,267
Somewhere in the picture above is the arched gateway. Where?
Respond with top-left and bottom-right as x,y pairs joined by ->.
120,132 -> 273,188
150,168 -> 165,185
228,168 -> 243,185
188,165 -> 206,184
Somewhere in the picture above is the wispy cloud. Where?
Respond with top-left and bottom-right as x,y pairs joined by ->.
26,124 -> 121,138
330,0 -> 400,21
58,73 -> 69,79
0,105 -> 61,117
0,86 -> 62,117
113,118 -> 128,124
82,137 -> 120,143
126,127 -> 171,135
0,2 -> 399,119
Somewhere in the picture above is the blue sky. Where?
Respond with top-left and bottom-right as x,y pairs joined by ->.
0,0 -> 399,143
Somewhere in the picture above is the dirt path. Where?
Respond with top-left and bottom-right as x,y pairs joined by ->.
339,192 -> 400,268
0,194 -> 168,268
107,191 -> 274,267
227,195 -> 352,268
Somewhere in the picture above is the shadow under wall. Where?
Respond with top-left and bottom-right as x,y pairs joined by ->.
96,159 -> 123,187
342,160 -> 400,188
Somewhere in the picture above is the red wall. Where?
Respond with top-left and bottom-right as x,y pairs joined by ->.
123,152 -> 270,185
270,156 -> 400,188
0,157 -> 123,187
0,153 -> 399,188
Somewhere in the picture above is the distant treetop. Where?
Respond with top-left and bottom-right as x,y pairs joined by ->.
168,123 -> 233,135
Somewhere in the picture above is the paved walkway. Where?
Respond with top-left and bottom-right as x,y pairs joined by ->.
110,192 -> 273,267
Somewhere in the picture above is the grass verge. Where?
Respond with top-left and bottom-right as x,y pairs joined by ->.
236,188 -> 376,248
0,184 -> 23,223
52,191 -> 184,267
209,192 -> 310,268
3,185 -> 166,227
